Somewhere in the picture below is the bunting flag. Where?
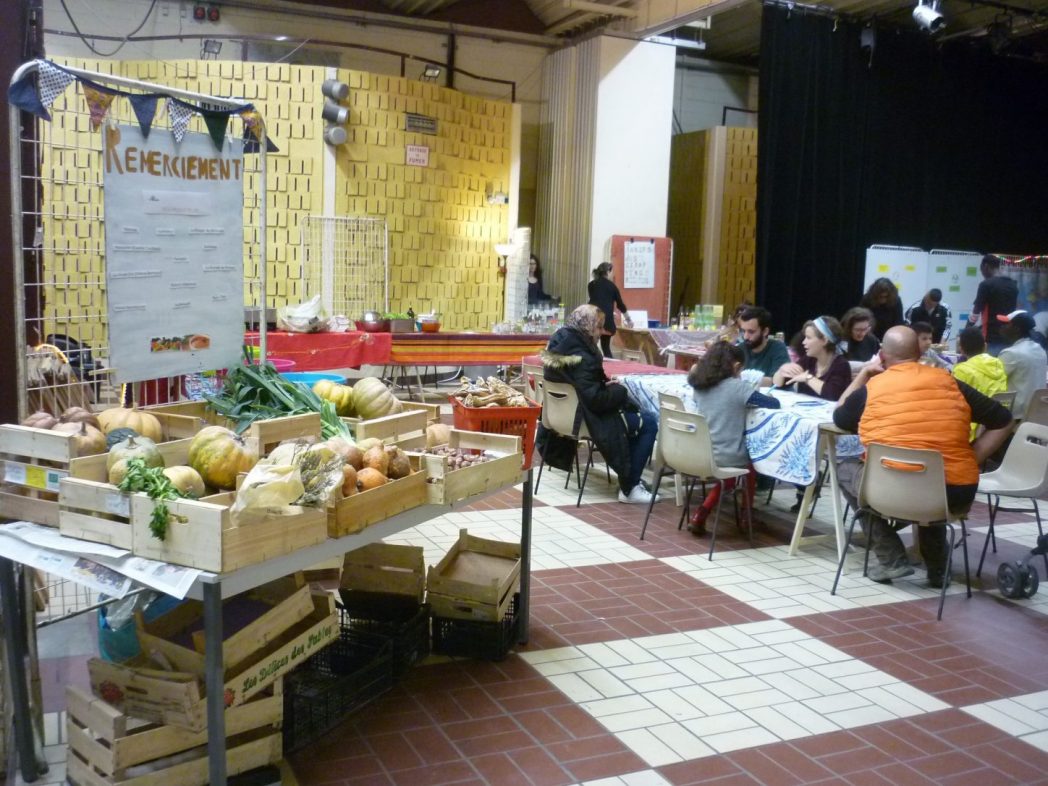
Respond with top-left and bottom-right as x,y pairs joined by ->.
128,93 -> 159,138
81,82 -> 117,130
7,73 -> 50,120
37,61 -> 75,109
241,109 -> 263,143
200,108 -> 229,151
167,98 -> 194,143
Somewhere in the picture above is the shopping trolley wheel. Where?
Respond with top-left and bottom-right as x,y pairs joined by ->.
998,561 -> 1037,599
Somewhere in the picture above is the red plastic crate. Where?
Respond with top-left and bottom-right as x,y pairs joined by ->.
449,396 -> 541,469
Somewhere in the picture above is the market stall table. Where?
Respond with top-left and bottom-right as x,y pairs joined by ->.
245,330 -> 392,371
388,332 -> 550,366
621,373 -> 863,558
521,355 -> 682,377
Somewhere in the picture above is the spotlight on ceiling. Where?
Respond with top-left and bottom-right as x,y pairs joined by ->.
913,1 -> 946,33
421,64 -> 442,82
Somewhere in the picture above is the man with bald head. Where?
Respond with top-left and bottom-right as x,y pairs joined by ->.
832,326 -> 1013,586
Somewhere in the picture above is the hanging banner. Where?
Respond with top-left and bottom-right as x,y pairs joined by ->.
103,124 -> 244,383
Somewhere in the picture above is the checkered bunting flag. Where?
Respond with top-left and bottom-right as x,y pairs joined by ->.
37,61 -> 74,109
167,98 -> 194,143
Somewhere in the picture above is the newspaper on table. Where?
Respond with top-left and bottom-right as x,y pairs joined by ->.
0,522 -> 202,599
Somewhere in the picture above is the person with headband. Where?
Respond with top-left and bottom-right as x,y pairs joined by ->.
540,304 -> 658,504
772,316 -> 852,401
587,262 -> 631,357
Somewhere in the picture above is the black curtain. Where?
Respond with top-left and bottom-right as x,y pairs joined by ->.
756,4 -> 1048,336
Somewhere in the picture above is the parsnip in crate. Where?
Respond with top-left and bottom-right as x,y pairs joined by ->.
451,376 -> 529,408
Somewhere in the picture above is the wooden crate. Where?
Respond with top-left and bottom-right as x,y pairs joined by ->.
340,543 -> 425,608
90,592 -> 338,730
328,468 -> 428,538
401,400 -> 441,425
66,685 -> 281,786
130,489 -> 328,573
349,408 -> 428,450
419,429 -> 523,506
0,423 -> 82,526
427,529 -> 521,622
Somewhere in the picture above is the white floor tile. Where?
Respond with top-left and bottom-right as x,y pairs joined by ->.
548,673 -> 606,703
599,707 -> 675,733
703,725 -> 780,753
612,729 -> 683,767
823,704 -> 898,728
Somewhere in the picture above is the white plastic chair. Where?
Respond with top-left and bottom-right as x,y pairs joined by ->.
1022,388 -> 1048,426
521,361 -> 543,403
976,421 -> 1048,579
831,443 -> 971,620
658,392 -> 689,506
535,379 -> 607,506
639,407 -> 750,560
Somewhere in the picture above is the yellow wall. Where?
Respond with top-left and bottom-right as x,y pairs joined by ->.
39,58 -> 510,352
717,127 -> 757,308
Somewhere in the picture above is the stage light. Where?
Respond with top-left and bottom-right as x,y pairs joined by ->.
207,5 -> 220,22
420,64 -> 442,82
193,4 -> 206,21
913,1 -> 945,33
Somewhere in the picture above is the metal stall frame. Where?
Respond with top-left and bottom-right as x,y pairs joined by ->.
7,58 -> 268,422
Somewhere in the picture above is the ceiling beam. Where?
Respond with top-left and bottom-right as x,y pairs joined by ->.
564,0 -> 639,18
628,0 -> 748,38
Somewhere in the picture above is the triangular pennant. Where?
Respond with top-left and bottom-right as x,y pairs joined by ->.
128,93 -> 159,138
37,61 -> 74,108
167,98 -> 193,143
81,83 -> 117,131
243,132 -> 279,154
7,73 -> 50,120
201,109 -> 229,151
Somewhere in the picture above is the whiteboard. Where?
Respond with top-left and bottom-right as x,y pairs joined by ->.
926,250 -> 983,325
864,245 -> 928,308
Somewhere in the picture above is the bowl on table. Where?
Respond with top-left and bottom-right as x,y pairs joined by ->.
354,319 -> 391,333
419,321 -> 441,333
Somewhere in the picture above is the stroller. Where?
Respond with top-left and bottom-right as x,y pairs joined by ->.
997,534 -> 1048,600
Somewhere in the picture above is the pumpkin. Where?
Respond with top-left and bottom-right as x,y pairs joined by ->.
352,377 -> 399,420
356,467 -> 387,491
313,379 -> 356,416
107,436 -> 163,473
324,436 -> 356,463
188,426 -> 258,490
355,437 -> 383,454
341,465 -> 358,497
52,421 -> 106,456
22,411 -> 58,430
426,423 -> 451,449
387,452 -> 412,480
97,408 -> 164,443
163,466 -> 206,498
60,406 -> 102,430
106,427 -> 139,450
362,445 -> 389,475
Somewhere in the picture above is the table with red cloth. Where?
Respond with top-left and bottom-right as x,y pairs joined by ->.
521,355 -> 683,377
245,331 -> 392,371
390,333 -> 550,367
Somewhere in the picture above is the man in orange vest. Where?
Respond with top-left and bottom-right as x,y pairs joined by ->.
832,326 -> 1013,586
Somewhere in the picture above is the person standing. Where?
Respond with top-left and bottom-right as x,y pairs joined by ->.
905,288 -> 952,343
527,254 -> 554,305
860,278 -> 904,342
968,254 -> 1018,356
998,310 -> 1048,418
587,262 -> 631,357
737,306 -> 790,386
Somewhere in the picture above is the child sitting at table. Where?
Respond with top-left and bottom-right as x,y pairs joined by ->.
686,342 -> 780,535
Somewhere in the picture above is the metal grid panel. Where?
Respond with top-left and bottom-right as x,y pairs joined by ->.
301,215 -> 389,320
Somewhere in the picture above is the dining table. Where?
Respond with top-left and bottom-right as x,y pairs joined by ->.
621,373 -> 864,558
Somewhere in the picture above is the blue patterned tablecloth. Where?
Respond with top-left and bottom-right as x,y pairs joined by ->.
621,374 -> 864,486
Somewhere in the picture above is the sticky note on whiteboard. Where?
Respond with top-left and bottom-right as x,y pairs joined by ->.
877,264 -> 890,273
967,267 -> 978,276
904,265 -> 915,272
936,266 -> 947,273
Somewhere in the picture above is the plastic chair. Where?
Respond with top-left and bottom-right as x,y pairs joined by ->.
992,390 -> 1017,413
975,421 -> 1048,579
639,407 -> 750,560
657,392 -> 689,505
831,443 -> 971,620
521,361 -> 543,402
1022,388 -> 1048,426
535,380 -> 608,506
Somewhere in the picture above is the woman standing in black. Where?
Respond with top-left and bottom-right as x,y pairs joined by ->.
859,278 -> 904,342
587,262 -> 632,357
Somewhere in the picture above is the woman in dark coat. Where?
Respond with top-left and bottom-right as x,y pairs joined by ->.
540,305 -> 657,503
860,277 -> 904,342
587,262 -> 632,357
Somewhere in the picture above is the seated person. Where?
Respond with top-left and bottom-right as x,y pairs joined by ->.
840,307 -> 880,363
912,321 -> 950,369
833,327 -> 1012,586
860,277 -> 904,342
772,316 -> 851,401
541,304 -> 657,504
738,306 -> 790,386
685,342 -> 779,535
527,254 -> 555,305
905,288 -> 952,343
952,326 -> 1008,438
999,310 -> 1048,418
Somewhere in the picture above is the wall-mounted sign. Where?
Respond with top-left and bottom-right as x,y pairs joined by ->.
103,125 -> 244,383
406,145 -> 429,167
405,113 -> 438,135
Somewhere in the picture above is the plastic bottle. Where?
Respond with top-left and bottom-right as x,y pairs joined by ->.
557,301 -> 565,325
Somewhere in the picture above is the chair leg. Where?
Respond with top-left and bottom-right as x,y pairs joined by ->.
1035,500 -> 1048,578
862,511 -> 873,578
708,480 -> 725,561
831,510 -> 863,595
678,479 -> 696,531
639,471 -> 666,540
959,519 -> 972,599
576,444 -> 595,507
976,494 -> 998,578
938,523 -> 956,621
534,438 -> 551,493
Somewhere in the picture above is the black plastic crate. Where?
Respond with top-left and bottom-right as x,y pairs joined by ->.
431,593 -> 520,661
337,602 -> 430,678
282,628 -> 393,753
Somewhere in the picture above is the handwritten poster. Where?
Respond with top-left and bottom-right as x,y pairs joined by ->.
623,240 -> 655,289
103,126 -> 244,383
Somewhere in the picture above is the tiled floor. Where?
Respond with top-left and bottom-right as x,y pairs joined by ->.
17,453 -> 1048,785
